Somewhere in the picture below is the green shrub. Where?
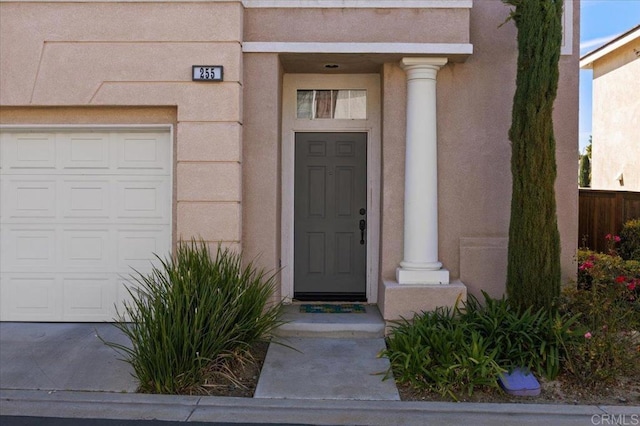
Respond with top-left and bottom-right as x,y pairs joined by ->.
381,305 -> 504,400
381,293 -> 577,400
620,219 -> 640,261
460,293 -> 578,380
103,240 -> 283,394
558,249 -> 640,387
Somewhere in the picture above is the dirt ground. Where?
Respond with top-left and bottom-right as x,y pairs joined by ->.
194,342 -> 269,398
396,373 -> 640,406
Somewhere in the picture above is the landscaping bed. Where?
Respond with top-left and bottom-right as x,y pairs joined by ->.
189,341 -> 640,405
104,224 -> 640,404
193,341 -> 269,398
397,371 -> 640,406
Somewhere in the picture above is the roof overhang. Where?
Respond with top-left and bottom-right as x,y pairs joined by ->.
580,25 -> 640,70
243,42 -> 473,72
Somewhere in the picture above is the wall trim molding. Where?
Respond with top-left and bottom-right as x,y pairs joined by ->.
243,1 -> 472,8
561,0 -> 573,55
243,42 -> 473,55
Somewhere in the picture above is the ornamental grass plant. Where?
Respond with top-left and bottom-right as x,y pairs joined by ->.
381,303 -> 504,400
103,240 -> 284,394
381,293 -> 578,401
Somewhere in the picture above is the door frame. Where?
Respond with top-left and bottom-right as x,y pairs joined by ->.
281,73 -> 381,303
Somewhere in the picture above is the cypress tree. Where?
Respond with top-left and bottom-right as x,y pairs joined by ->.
502,0 -> 564,312
579,153 -> 591,187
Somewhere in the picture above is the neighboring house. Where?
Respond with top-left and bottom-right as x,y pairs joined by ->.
0,0 -> 579,323
580,25 -> 640,191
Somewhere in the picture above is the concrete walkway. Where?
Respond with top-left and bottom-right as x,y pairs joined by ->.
1,319 -> 639,425
255,337 -> 399,400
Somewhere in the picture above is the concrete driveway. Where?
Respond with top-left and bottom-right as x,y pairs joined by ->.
0,322 -> 136,393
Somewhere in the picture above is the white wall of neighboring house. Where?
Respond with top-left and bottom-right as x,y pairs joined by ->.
581,26 -> 640,192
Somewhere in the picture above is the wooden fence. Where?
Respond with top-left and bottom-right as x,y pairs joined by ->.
578,189 -> 640,253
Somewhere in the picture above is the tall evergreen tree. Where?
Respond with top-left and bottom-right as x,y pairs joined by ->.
579,153 -> 591,187
502,0 -> 564,312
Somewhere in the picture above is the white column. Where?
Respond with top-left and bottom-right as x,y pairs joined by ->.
396,57 -> 450,285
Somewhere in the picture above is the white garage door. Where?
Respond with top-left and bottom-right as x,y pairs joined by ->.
0,128 -> 172,322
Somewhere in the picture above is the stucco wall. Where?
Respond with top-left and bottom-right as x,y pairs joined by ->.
0,1 -> 245,251
244,7 -> 469,43
590,40 -> 640,191
242,53 -> 283,298
379,64 -> 406,287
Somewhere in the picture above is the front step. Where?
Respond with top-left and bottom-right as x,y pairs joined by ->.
273,304 -> 385,339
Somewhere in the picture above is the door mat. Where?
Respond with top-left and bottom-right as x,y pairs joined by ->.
300,304 -> 366,314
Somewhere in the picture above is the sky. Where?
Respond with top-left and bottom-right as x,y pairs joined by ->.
579,0 -> 640,153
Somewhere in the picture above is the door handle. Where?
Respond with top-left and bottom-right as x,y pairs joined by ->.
359,219 -> 366,245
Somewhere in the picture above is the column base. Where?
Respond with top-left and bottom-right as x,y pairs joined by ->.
380,279 -> 467,323
396,267 -> 450,285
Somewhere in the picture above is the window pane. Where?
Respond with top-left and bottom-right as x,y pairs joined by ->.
296,89 -> 367,119
334,90 -> 366,119
314,90 -> 334,119
297,90 -> 313,119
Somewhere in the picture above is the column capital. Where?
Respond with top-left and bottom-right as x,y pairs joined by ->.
400,57 -> 448,71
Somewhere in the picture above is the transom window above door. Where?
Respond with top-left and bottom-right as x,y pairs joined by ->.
296,90 -> 367,120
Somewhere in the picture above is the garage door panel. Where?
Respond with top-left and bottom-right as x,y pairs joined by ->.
2,179 -> 57,219
118,133 -> 170,172
60,133 -> 111,169
2,133 -> 57,170
0,275 -> 62,321
62,180 -> 110,219
63,229 -> 112,271
62,276 -> 117,321
117,229 -> 169,272
117,179 -> 170,221
1,227 -> 57,271
0,132 -> 7,171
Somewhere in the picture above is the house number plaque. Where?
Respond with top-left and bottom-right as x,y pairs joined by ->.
192,66 -> 223,82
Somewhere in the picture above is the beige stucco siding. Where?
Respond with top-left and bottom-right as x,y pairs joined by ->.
590,42 -> 640,191
176,122 -> 242,163
244,7 -> 469,44
379,63 -> 407,286
241,53 -> 284,297
0,2 -> 243,105
0,106 -> 176,125
0,1 -> 245,250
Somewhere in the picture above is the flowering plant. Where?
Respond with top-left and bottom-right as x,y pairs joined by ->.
604,233 -> 622,256
560,242 -> 640,386
576,249 -> 639,298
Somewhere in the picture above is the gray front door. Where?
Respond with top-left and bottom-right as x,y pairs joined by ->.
294,132 -> 367,300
